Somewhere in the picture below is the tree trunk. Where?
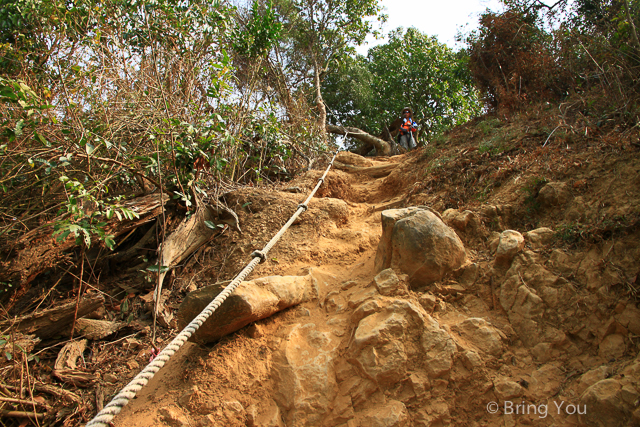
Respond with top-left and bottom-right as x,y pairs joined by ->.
313,59 -> 328,143
327,124 -> 391,156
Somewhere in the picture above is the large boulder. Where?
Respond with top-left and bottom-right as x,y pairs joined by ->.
375,208 -> 466,287
177,275 -> 315,344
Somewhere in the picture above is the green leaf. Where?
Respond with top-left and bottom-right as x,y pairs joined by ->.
146,265 -> 170,273
85,143 -> 95,155
104,236 -> 116,250
120,299 -> 129,314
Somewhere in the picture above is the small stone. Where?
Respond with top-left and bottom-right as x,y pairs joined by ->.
341,280 -> 358,290
598,334 -> 626,360
493,378 -> 525,400
126,360 -> 139,370
284,186 -> 303,193
372,268 -> 408,297
418,293 -> 437,313
159,406 -> 189,427
494,230 -> 525,268
103,373 -> 118,383
246,323 -> 265,339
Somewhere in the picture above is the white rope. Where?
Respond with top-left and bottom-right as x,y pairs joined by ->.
85,148 -> 340,427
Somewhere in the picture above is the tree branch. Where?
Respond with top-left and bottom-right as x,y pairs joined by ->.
327,124 -> 390,156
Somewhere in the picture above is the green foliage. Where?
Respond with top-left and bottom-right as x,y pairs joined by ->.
323,28 -> 481,139
233,0 -> 282,57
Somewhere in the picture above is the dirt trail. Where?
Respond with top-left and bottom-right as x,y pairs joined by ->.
112,145 -> 640,427
115,155 -> 398,426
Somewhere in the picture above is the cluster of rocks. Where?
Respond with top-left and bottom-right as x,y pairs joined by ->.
175,201 -> 639,426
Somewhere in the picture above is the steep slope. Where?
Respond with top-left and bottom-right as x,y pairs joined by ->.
111,116 -> 640,427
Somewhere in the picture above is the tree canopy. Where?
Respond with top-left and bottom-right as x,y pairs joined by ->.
323,27 -> 481,142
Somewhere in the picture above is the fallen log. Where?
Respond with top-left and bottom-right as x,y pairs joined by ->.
75,319 -> 123,340
153,205 -> 220,326
0,193 -> 169,290
0,294 -> 104,340
333,161 -> 399,178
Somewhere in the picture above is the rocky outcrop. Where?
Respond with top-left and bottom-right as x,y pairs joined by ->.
177,275 -> 316,344
498,251 -> 575,348
272,323 -> 339,426
375,208 -> 466,287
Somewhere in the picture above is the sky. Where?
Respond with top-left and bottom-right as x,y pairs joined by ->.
356,0 -> 505,55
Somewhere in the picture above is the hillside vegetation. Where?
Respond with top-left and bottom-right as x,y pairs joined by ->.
0,0 -> 639,425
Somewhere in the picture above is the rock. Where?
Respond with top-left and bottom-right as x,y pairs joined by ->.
372,269 -> 408,297
452,318 -> 504,356
103,373 -> 118,383
341,280 -> 358,291
177,275 -> 315,344
576,366 -> 611,396
529,365 -> 563,399
375,208 -> 466,287
460,350 -> 483,370
247,400 -> 284,427
222,400 -> 246,424
493,378 -> 525,400
159,406 -> 190,427
615,304 -> 640,335
309,198 -> 349,223
443,209 -> 479,234
325,291 -> 348,313
246,323 -> 265,339
418,293 -> 437,313
349,299 -> 456,384
494,230 -> 525,268
454,263 -> 479,286
537,181 -> 571,207
598,334 -> 626,360
498,252 -> 576,348
580,379 -> 635,426
272,323 -> 338,426
524,227 -> 555,249
356,400 -> 409,427
480,205 -> 498,219
283,186 -> 303,193
348,286 -> 379,309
